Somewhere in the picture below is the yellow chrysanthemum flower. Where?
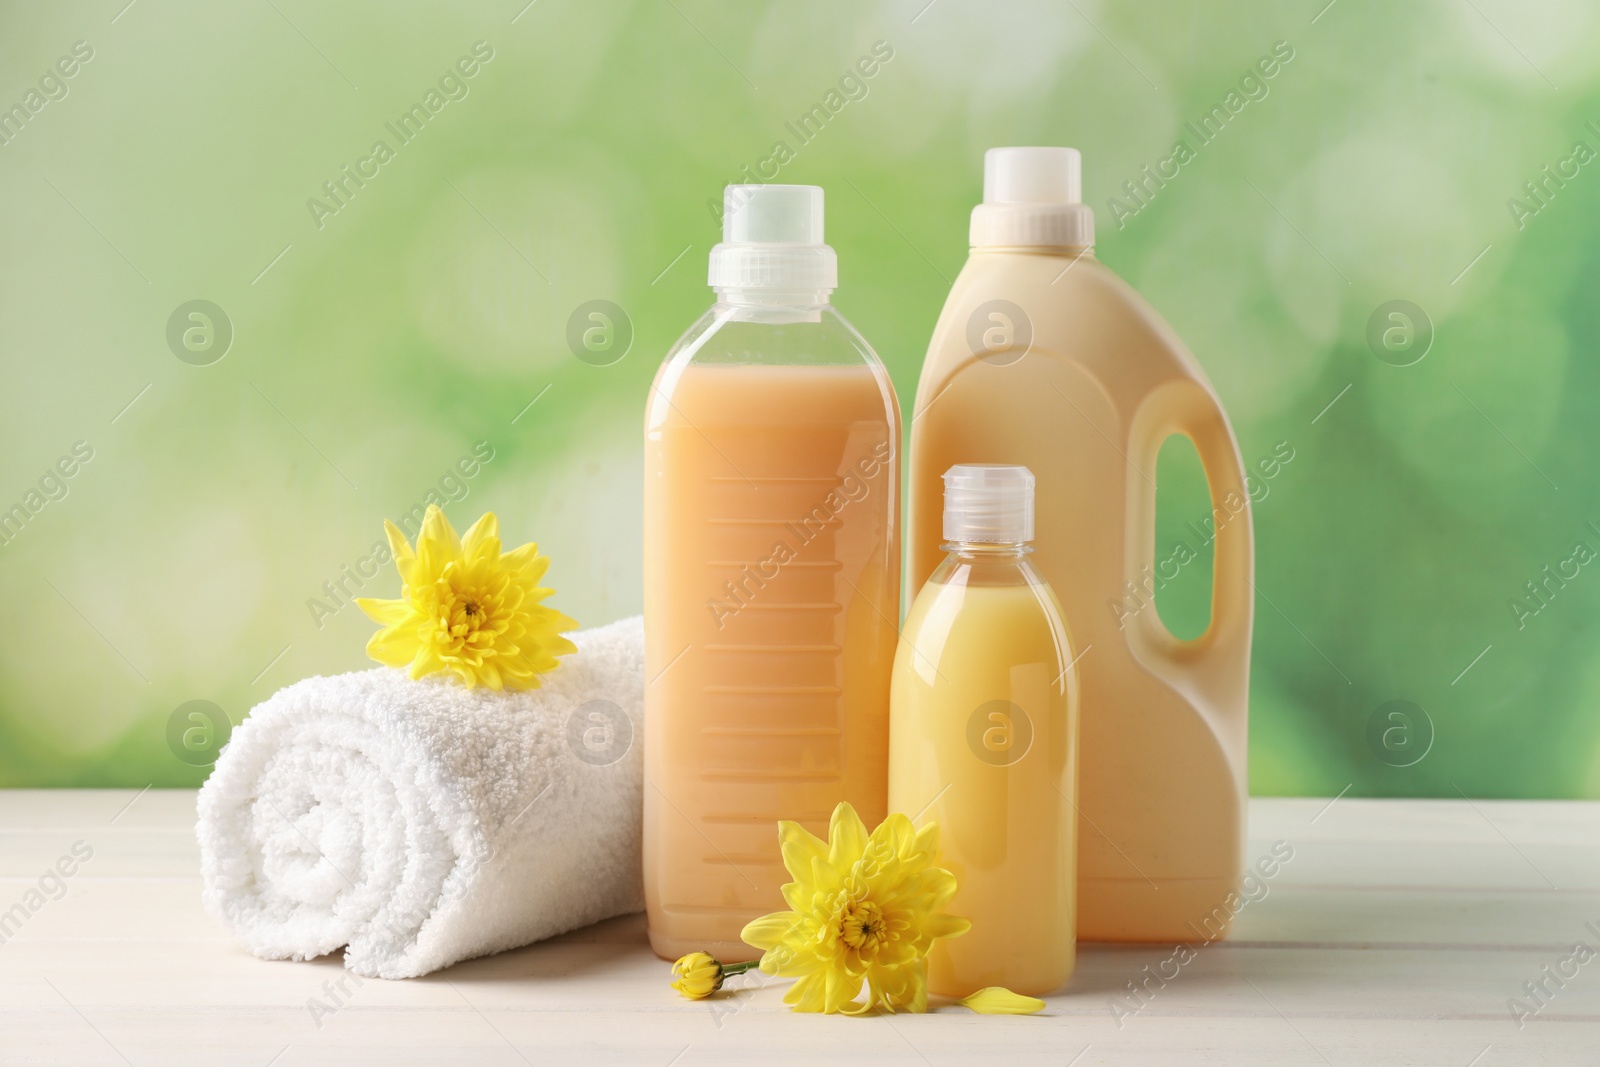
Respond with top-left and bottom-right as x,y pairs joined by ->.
355,505 -> 577,690
740,802 -> 971,1015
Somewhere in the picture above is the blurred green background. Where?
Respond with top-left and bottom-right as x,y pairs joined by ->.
1,0 -> 1596,794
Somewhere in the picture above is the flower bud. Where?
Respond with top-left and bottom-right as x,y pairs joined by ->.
670,952 -> 724,999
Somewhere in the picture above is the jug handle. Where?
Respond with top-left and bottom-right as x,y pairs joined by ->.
1126,381 -> 1255,709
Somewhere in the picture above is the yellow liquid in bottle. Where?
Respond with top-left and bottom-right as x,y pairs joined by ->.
888,560 -> 1079,996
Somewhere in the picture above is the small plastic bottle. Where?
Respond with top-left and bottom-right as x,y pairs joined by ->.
888,464 -> 1079,995
643,185 -> 901,962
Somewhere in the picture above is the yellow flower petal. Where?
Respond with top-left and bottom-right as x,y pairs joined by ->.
740,911 -> 802,951
919,913 -> 972,941
875,812 -> 914,853
959,987 -> 1046,1014
366,624 -> 419,667
460,512 -> 501,561
784,971 -> 828,1013
354,596 -> 409,626
870,959 -> 928,1014
924,868 -> 961,911
477,660 -> 503,690
500,542 -> 550,583
826,801 -> 869,869
380,519 -> 416,583
417,505 -> 461,570
417,502 -> 455,542
824,967 -> 863,1014
777,820 -> 829,882
541,621 -> 580,648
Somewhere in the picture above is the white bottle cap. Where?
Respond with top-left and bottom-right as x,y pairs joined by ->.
943,464 -> 1035,543
708,185 -> 838,291
970,147 -> 1095,249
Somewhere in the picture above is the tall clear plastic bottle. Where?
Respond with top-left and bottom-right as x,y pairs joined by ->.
889,465 -> 1079,995
643,185 -> 901,962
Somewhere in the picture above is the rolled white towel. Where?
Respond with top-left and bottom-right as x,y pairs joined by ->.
197,615 -> 644,979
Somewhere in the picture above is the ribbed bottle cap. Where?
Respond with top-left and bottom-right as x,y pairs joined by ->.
943,464 -> 1035,543
708,185 -> 838,291
970,147 -> 1095,249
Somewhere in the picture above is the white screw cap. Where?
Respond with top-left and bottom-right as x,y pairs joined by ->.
970,147 -> 1095,249
943,464 -> 1036,543
985,146 -> 1082,204
709,185 -> 838,291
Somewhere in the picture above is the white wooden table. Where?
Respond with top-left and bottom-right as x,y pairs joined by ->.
1,791 -> 1594,1065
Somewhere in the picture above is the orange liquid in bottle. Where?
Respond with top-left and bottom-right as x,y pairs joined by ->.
643,361 -> 900,961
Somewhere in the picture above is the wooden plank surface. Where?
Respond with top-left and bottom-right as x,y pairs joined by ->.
0,791 -> 1595,1065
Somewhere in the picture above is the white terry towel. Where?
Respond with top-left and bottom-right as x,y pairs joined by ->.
197,615 -> 644,979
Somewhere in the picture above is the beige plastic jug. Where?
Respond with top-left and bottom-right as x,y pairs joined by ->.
907,148 -> 1253,943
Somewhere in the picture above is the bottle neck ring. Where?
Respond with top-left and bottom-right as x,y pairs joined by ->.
942,540 -> 1033,558
713,288 -> 831,323
969,201 -> 1095,249
714,287 -> 831,307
